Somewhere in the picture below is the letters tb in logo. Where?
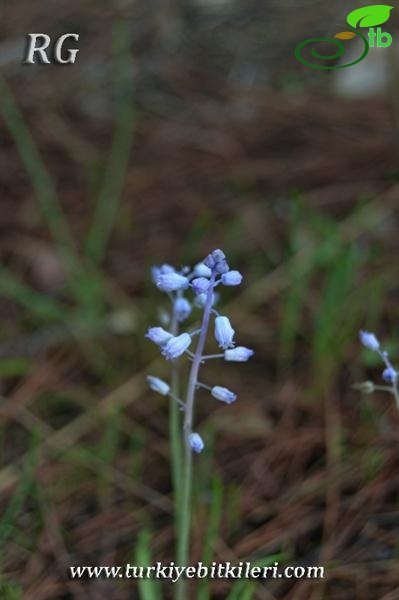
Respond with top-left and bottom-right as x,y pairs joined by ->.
24,33 -> 80,64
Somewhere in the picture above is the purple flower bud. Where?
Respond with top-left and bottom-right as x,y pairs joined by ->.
146,326 -> 173,345
189,432 -> 204,453
215,259 -> 229,274
151,264 -> 175,283
224,346 -> 254,362
222,270 -> 243,286
359,330 -> 380,351
157,273 -> 189,292
204,249 -> 226,269
174,297 -> 192,322
194,262 -> 212,278
211,386 -> 237,404
382,367 -> 397,383
162,333 -> 192,360
212,249 -> 226,263
192,277 -> 210,295
147,375 -> 170,396
214,315 -> 235,349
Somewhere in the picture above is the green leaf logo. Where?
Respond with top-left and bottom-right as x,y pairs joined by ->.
347,4 -> 393,28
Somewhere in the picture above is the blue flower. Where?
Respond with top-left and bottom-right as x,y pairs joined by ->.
359,330 -> 380,351
382,367 -> 397,383
174,297 -> 192,322
146,326 -> 173,345
189,432 -> 204,453
157,273 -> 189,292
147,375 -> 170,396
191,277 -> 210,295
193,262 -> 212,278
162,333 -> 192,360
224,346 -> 254,362
214,315 -> 235,349
211,386 -> 237,404
222,270 -> 243,286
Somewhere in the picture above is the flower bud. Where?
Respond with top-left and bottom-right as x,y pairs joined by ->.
162,333 -> 192,360
352,381 -> 375,394
192,277 -> 210,295
224,346 -> 254,362
215,259 -> 229,274
211,386 -> 237,404
151,264 -> 174,284
214,315 -> 235,349
174,297 -> 192,322
222,270 -> 243,286
204,249 -> 226,269
157,273 -> 189,292
146,326 -> 173,345
147,375 -> 170,396
382,367 -> 397,383
189,432 -> 204,453
193,262 -> 212,278
359,330 -> 380,351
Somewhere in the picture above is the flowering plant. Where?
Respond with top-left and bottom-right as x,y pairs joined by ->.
145,249 -> 253,599
355,330 -> 399,408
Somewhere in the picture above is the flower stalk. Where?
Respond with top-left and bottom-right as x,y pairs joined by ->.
145,250 -> 254,600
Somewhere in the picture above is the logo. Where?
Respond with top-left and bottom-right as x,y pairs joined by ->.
295,4 -> 394,69
24,34 -> 80,65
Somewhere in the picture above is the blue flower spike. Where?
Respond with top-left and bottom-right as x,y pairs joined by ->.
147,249 -> 253,456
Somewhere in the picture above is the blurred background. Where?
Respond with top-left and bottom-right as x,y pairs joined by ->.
1,0 -> 399,598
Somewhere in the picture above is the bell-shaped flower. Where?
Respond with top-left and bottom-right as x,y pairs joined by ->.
214,315 -> 235,349
174,297 -> 192,322
224,346 -> 254,362
211,386 -> 237,404
147,375 -> 170,396
146,327 -> 173,346
157,273 -> 189,292
162,333 -> 192,360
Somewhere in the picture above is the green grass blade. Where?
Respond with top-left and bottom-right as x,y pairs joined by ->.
135,529 -> 162,600
0,76 -> 79,274
225,554 -> 284,600
0,268 -> 65,322
85,17 -> 135,264
197,475 -> 223,600
0,435 -> 39,564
